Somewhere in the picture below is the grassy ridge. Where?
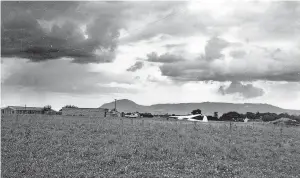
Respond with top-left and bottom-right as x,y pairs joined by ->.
2,115 -> 300,178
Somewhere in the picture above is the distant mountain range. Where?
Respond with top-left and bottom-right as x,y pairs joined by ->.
100,99 -> 300,116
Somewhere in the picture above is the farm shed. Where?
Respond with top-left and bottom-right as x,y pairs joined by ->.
61,107 -> 108,117
106,109 -> 122,117
1,106 -> 43,115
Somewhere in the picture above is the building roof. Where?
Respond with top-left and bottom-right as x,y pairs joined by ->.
6,106 -> 44,111
62,107 -> 108,110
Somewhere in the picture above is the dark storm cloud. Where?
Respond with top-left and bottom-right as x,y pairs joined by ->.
127,61 -> 144,72
1,1 -> 122,63
218,81 -> 265,98
1,1 -> 188,63
145,52 -> 184,63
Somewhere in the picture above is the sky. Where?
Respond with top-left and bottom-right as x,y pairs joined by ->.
1,1 -> 300,111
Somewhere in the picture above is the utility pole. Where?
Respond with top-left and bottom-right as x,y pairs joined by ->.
114,99 -> 117,111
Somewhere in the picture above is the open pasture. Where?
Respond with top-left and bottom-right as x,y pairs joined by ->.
2,115 -> 300,178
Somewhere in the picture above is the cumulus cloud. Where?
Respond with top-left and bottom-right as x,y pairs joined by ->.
218,81 -> 265,98
205,37 -> 230,60
229,50 -> 247,58
127,61 -> 144,72
145,52 -> 184,63
159,36 -> 300,82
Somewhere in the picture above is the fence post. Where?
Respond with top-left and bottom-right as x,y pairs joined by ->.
193,121 -> 197,129
16,114 -> 19,123
131,118 -> 133,125
120,118 -> 124,135
229,121 -> 232,146
280,124 -> 283,137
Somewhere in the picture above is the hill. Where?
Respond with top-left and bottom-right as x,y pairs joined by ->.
100,99 -> 300,115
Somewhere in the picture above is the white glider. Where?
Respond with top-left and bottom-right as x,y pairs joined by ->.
168,114 -> 208,122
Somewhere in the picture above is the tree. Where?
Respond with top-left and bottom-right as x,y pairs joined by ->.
278,113 -> 290,119
262,114 -> 277,122
64,105 -> 78,108
220,111 -> 243,122
246,112 -> 256,120
42,105 -> 52,114
44,105 -> 52,110
191,109 -> 202,115
208,115 -> 218,121
140,113 -> 154,118
214,112 -> 219,118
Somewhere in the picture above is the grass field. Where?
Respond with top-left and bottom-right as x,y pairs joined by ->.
2,115 -> 300,178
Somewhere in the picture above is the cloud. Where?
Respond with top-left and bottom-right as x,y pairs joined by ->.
122,2 -> 300,44
164,43 -> 186,49
145,52 -> 184,63
1,1 -> 192,63
159,36 -> 300,82
204,37 -> 230,60
229,50 -> 247,58
120,2 -> 208,43
1,1 -> 124,63
1,58 -> 136,94
127,61 -> 144,72
203,1 -> 299,45
218,81 -> 265,98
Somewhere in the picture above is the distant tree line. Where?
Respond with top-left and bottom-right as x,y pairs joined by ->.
124,112 -> 154,118
64,105 -> 78,108
140,113 -> 154,118
218,111 -> 300,122
191,109 -> 202,115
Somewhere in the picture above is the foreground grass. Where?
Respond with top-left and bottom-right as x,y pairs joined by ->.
2,115 -> 300,178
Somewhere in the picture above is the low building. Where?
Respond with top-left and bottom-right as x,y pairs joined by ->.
107,109 -> 121,117
61,107 -> 108,117
1,106 -> 43,115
